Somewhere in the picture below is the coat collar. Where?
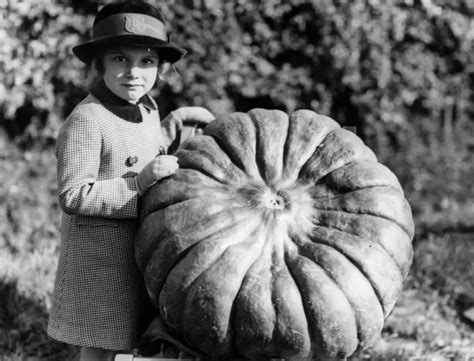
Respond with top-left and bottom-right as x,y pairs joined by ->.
90,80 -> 157,123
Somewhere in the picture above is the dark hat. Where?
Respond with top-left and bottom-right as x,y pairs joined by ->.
73,4 -> 186,64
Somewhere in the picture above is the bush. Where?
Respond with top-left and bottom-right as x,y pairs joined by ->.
1,0 -> 472,156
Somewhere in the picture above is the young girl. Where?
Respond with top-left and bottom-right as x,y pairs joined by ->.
47,1 -> 214,360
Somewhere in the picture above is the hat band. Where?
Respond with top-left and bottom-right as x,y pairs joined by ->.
93,13 -> 168,42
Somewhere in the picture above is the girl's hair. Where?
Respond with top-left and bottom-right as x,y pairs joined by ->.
92,47 -> 170,74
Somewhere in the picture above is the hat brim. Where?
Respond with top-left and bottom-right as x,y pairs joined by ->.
72,35 -> 187,64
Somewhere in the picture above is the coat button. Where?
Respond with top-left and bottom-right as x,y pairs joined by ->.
126,155 -> 138,166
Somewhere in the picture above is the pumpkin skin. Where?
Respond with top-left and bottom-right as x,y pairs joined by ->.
135,109 -> 414,360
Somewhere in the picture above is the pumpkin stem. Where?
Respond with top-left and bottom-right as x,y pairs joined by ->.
268,194 -> 285,210
264,190 -> 291,211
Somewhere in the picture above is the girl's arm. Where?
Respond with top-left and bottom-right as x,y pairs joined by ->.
56,112 -> 139,219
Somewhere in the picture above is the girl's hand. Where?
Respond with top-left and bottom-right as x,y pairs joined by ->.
136,155 -> 179,195
172,106 -> 215,125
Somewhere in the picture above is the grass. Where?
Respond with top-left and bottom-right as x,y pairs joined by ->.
356,232 -> 474,360
0,130 -> 473,360
0,279 -> 79,361
0,134 -> 76,360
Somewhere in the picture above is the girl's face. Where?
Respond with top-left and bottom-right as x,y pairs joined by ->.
102,46 -> 159,104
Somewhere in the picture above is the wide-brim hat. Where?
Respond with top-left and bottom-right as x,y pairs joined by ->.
73,12 -> 186,64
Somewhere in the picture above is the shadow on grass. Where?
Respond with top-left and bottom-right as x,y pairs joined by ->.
0,279 -> 78,361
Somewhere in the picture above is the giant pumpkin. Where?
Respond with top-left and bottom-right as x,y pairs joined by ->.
135,109 -> 414,360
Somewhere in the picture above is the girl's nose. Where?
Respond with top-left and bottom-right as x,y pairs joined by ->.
126,64 -> 140,78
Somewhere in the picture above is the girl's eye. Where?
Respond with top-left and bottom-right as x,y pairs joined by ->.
113,56 -> 127,62
142,58 -> 157,65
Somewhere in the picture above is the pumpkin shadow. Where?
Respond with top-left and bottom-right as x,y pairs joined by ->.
0,278 -> 78,360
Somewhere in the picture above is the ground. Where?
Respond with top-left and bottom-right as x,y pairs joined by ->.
0,139 -> 472,360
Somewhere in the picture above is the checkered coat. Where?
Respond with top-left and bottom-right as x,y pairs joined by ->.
47,93 -> 182,350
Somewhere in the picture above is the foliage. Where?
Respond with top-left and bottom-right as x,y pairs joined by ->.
0,134 -> 76,360
169,0 -> 473,157
0,134 -> 58,307
0,0 -> 89,147
1,0 -> 472,154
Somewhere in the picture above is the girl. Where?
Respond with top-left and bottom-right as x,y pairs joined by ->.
47,1 -> 214,360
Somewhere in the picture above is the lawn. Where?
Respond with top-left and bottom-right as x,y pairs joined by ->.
0,133 -> 473,360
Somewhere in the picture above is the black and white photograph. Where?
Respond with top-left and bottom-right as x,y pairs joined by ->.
0,0 -> 473,360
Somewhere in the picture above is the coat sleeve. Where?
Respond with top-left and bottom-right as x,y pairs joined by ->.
56,111 -> 139,219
